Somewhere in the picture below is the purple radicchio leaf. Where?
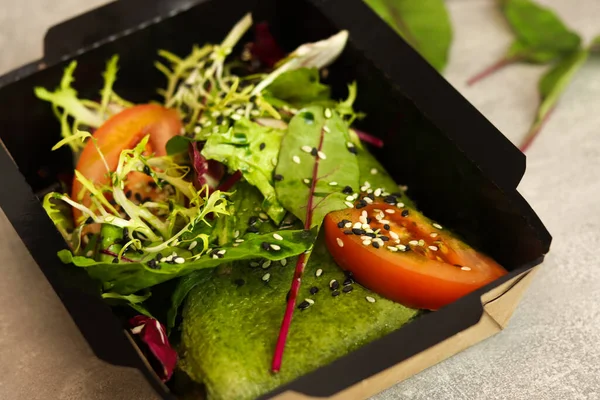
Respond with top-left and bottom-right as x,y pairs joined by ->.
129,315 -> 178,382
188,142 -> 225,191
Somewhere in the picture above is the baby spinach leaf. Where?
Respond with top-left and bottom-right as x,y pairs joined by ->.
364,0 -> 452,72
201,118 -> 286,224
274,106 -> 360,227
521,50 -> 589,151
57,228 -> 316,295
266,68 -> 331,107
165,135 -> 193,155
468,0 -> 581,85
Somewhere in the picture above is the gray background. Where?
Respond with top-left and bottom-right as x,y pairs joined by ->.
0,0 -> 599,399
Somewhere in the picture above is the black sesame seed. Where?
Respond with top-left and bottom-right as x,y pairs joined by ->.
143,165 -> 151,176
261,242 -> 270,251
365,232 -> 376,238
112,258 -> 119,264
344,270 -> 355,279
330,280 -> 340,290
383,224 -> 391,230
85,217 -> 93,224
380,236 -> 390,241
343,230 -> 353,235
342,285 -> 353,293
372,241 -> 380,249
309,286 -> 319,295
352,228 -> 365,235
384,196 -> 397,204
401,209 -> 409,217
273,174 -> 284,181
248,216 -> 259,226
366,217 -> 372,224
332,290 -> 341,297
343,277 -> 353,286
234,278 -> 245,287
216,115 -> 224,125
134,193 -> 143,202
125,190 -> 132,198
337,221 -> 346,228
367,193 -> 375,200
155,253 -> 163,262
405,245 -> 411,251
259,142 -> 266,150
310,147 -> 318,156
147,259 -> 159,269
247,226 -> 259,233
342,186 -> 353,194
348,146 -> 358,154
298,300 -> 310,310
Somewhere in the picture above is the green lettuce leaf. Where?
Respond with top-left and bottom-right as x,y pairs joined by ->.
57,228 -> 316,294
265,68 -> 331,107
201,118 -> 286,224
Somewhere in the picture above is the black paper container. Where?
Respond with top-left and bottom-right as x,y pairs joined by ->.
0,0 -> 551,398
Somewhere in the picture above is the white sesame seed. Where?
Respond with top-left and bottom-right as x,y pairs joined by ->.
231,114 -> 241,120
329,279 -> 337,288
397,202 -> 405,208
236,108 -> 245,115
262,273 -> 271,281
361,210 -> 368,218
385,209 -> 395,214
217,249 -> 226,255
347,141 -> 355,148
374,188 -> 382,197
370,168 -> 378,175
293,155 -> 301,164
418,239 -> 425,246
270,244 -> 281,251
235,238 -> 244,243
233,243 -> 239,247
329,181 -> 338,186
353,193 -> 360,199
409,240 -> 419,246
280,258 -> 287,266
346,195 -> 355,201
387,246 -> 398,252
233,230 -> 240,238
359,216 -> 367,224
364,196 -> 373,204
428,245 -> 439,251
301,145 -> 313,153
353,222 -> 362,229
366,296 -> 376,303
250,261 -> 259,267
461,266 -> 471,271
336,238 -> 344,247
86,250 -> 94,257
323,126 -> 331,133
324,108 -> 332,118
316,269 -> 323,277
160,257 -> 167,263
345,201 -> 354,208
262,260 -> 272,269
433,223 -> 443,229
362,239 -> 372,246
273,233 -> 283,241
194,126 -> 202,134
367,189 -> 373,194
363,181 -> 371,188
259,212 -> 269,220
361,236 -> 371,241
382,192 -> 390,196
373,208 -> 382,213
344,222 -> 352,228
374,238 -> 384,245
360,186 -> 368,192
212,254 -> 219,259
318,151 -> 327,160
303,178 -> 310,184
166,255 -> 173,262
365,228 -> 374,233
175,257 -> 185,264
389,231 -> 399,240
362,223 -> 370,230
397,244 -> 407,251
430,233 -> 438,238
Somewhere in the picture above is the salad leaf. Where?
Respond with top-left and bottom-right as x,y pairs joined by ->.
42,193 -> 74,245
520,49 -> 589,151
202,118 -> 286,224
129,315 -> 178,382
58,228 -> 316,294
266,68 -> 331,107
364,0 -> 452,72
274,106 -> 360,227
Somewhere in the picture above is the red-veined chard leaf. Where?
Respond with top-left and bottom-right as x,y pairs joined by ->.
271,105 -> 360,372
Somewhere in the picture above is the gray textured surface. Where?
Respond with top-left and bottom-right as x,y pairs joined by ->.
0,1 -> 599,399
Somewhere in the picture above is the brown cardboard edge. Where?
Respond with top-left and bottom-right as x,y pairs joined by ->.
269,265 -> 541,400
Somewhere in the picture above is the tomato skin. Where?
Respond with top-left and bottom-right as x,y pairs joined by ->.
71,104 -> 182,220
324,203 -> 507,310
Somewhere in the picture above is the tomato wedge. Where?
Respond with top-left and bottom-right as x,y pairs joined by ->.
71,104 -> 182,221
324,199 -> 507,310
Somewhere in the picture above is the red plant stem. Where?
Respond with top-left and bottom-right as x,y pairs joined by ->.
519,106 -> 556,153
216,170 -> 243,192
271,125 -> 327,373
100,249 -> 135,263
353,129 -> 384,148
466,56 -> 518,86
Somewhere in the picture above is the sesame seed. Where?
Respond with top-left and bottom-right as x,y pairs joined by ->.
353,222 -> 362,229
311,147 -> 318,156
342,285 -> 353,293
262,260 -> 272,269
384,224 -> 391,230
401,210 -> 409,217
281,258 -> 287,266
317,151 -> 327,160
86,250 -> 94,257
389,231 -> 399,240
352,228 -> 365,235
272,158 -> 278,166
231,114 -> 242,121
363,196 -> 373,204
387,246 -> 398,252
397,244 -> 407,251
359,215 -> 367,225
360,186 -> 368,192
298,300 -> 310,310
345,201 -> 354,208
310,286 -> 319,295
372,241 -> 380,248
409,240 -> 419,246
344,222 -> 352,228
301,145 -> 312,153
370,168 -> 378,175
323,126 -> 331,133
346,195 -> 355,201
362,239 -> 372,246
160,257 -> 167,263
293,155 -> 301,164
367,189 -> 373,194
259,212 -> 269,220
380,219 -> 390,225
329,181 -> 338,186
336,238 -> 344,247
204,120 -> 212,127
303,178 -> 310,184
428,245 -> 439,251
344,230 -> 353,235
374,188 -> 382,197
188,241 -> 198,250
324,108 -> 332,118
342,186 -> 353,194
385,209 -> 395,214
305,298 -> 315,305
347,141 -> 355,148
461,266 -> 471,271
270,244 -> 281,251
397,202 -> 405,208
235,238 -> 244,243
366,296 -> 376,303
343,277 -> 353,286
433,223 -> 443,229
274,174 -> 284,181
233,230 -> 240,238
175,257 -> 185,264
262,273 -> 271,282
330,280 -> 340,290
362,223 -> 370,230
212,254 -> 220,259
273,233 -> 283,240
194,126 -> 202,134
316,269 -> 323,277
332,290 -> 341,297
418,239 -> 425,246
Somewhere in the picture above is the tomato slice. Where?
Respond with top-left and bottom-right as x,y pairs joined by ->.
324,199 -> 508,310
71,104 -> 182,221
